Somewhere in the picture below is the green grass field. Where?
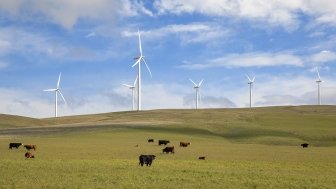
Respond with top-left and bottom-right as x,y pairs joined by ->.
0,106 -> 336,188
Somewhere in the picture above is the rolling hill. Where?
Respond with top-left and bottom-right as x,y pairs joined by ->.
1,105 -> 335,146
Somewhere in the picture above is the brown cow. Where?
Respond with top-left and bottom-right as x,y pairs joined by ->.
179,142 -> 190,147
162,146 -> 175,154
24,145 -> 36,151
25,152 -> 35,159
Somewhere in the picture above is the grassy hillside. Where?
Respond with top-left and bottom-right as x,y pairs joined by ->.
0,114 -> 49,129
1,105 -> 336,146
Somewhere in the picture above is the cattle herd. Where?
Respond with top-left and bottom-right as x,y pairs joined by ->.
139,138 -> 194,166
8,140 -> 310,165
8,142 -> 36,159
139,139 -> 196,167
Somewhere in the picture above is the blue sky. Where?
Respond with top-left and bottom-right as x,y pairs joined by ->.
0,0 -> 336,118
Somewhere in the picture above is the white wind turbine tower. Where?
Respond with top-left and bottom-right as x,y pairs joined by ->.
246,75 -> 255,108
315,67 -> 323,105
190,79 -> 203,109
122,76 -> 138,111
44,72 -> 66,117
132,29 -> 152,111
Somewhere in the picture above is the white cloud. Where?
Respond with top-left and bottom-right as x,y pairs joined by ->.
0,0 -> 152,29
309,50 -> 336,63
85,32 -> 96,38
122,23 -> 231,44
180,52 -> 304,69
153,0 -> 336,30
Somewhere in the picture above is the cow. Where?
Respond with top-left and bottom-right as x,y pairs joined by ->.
162,146 -> 175,154
301,143 -> 309,148
198,156 -> 206,160
148,139 -> 154,143
9,143 -> 23,149
158,140 -> 170,145
139,155 -> 156,166
24,145 -> 37,151
179,142 -> 191,147
24,152 -> 35,159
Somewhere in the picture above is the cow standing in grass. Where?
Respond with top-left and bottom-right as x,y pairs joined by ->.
180,142 -> 190,147
301,143 -> 309,148
139,155 -> 156,166
163,146 -> 175,154
9,143 -> 22,149
158,140 -> 170,145
24,144 -> 37,151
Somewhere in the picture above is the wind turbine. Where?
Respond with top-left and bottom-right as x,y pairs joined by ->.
246,75 -> 255,108
123,76 -> 138,111
132,28 -> 152,111
190,79 -> 203,109
315,67 -> 323,105
44,72 -> 66,117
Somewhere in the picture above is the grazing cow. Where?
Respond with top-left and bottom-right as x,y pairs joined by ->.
24,144 -> 36,151
301,143 -> 309,148
139,155 -> 156,166
24,152 -> 35,159
148,139 -> 154,143
179,142 -> 191,147
158,140 -> 170,145
162,146 -> 175,154
9,143 -> 23,149
198,156 -> 205,160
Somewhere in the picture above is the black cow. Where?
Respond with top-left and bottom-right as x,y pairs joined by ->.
25,152 -> 35,159
198,156 -> 205,160
139,155 -> 156,166
162,146 -> 175,154
158,140 -> 170,145
148,139 -> 154,143
9,143 -> 23,149
301,143 -> 309,148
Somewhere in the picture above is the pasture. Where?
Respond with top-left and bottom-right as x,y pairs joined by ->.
0,106 -> 336,188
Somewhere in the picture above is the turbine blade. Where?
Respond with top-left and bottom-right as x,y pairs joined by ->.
189,79 -> 197,86
142,58 -> 152,78
58,90 -> 66,104
132,59 -> 140,67
138,29 -> 143,56
57,72 -> 61,88
251,76 -> 256,82
316,67 -> 321,80
133,75 -> 138,86
198,79 -> 204,87
44,89 -> 57,92
123,84 -> 133,88
245,75 -> 252,82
